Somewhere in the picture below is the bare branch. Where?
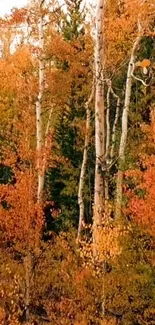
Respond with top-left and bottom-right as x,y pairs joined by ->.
45,106 -> 54,139
131,63 -> 151,86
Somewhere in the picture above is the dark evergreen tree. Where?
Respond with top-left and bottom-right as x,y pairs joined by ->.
45,0 -> 94,230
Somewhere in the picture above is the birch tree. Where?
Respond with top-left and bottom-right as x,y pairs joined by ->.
36,0 -> 46,202
105,81 -> 120,201
35,0 -> 62,202
24,1 -> 46,321
115,23 -> 143,219
93,0 -> 105,248
78,80 -> 94,239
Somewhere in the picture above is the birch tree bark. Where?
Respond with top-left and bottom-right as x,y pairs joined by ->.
110,88 -> 120,161
115,26 -> 142,219
36,0 -> 45,202
105,83 -> 120,201
105,85 -> 111,200
93,0 -> 105,249
78,81 -> 94,240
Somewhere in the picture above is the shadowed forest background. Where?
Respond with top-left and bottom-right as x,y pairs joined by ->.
0,0 -> 155,324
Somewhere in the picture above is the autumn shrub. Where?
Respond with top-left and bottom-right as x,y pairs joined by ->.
125,123 -> 155,237
30,230 -> 103,325
104,225 -> 155,325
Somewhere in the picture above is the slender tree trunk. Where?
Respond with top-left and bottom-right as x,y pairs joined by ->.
36,2 -> 45,202
78,81 -> 94,239
93,0 -> 105,251
105,87 -> 111,159
105,83 -> 120,201
151,104 -> 155,138
93,0 -> 105,309
105,86 -> 111,200
115,30 -> 142,219
36,1 -> 53,202
110,88 -> 120,161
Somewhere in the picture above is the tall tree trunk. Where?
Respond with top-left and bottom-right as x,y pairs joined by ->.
93,0 -> 105,251
105,86 -> 111,200
78,81 -> 94,240
115,30 -> 142,219
110,88 -> 120,161
36,1 -> 45,202
105,82 -> 120,201
105,83 -> 120,201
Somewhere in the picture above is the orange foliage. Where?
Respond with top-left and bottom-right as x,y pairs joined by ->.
0,2 -> 154,324
10,7 -> 27,24
126,157 -> 155,236
125,125 -> 155,237
104,0 -> 154,73
0,307 -> 5,324
136,59 -> 151,67
0,171 -> 43,250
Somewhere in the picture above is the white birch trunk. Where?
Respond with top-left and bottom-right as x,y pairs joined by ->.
105,84 -> 120,201
77,81 -> 94,239
36,2 -> 45,202
93,0 -> 105,250
105,86 -> 111,200
110,88 -> 120,161
115,31 -> 142,219
105,87 -> 111,158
